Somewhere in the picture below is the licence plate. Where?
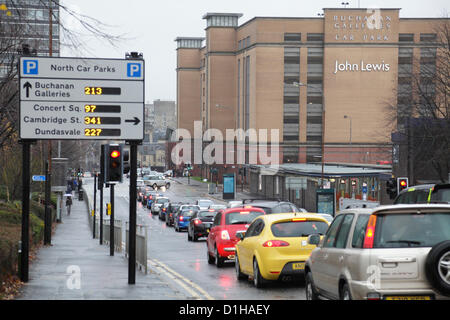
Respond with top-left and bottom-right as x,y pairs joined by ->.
385,296 -> 432,300
292,262 -> 305,270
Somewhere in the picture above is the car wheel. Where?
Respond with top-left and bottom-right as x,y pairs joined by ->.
215,247 -> 225,268
253,259 -> 266,288
235,255 -> 247,280
340,282 -> 352,300
305,272 -> 320,300
165,183 -> 170,189
153,184 -> 157,190
193,233 -> 198,242
425,240 -> 450,297
207,245 -> 215,264
187,229 -> 192,241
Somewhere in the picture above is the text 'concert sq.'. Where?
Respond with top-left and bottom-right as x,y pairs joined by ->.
19,57 -> 144,141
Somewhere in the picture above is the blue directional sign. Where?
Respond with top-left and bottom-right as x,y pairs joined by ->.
32,175 -> 46,182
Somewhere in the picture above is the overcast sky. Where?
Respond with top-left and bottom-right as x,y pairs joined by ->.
60,0 -> 449,103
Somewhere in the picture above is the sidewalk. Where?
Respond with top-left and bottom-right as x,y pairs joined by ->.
16,194 -> 189,300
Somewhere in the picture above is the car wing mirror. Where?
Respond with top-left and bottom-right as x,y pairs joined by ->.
236,231 -> 246,240
307,234 -> 321,246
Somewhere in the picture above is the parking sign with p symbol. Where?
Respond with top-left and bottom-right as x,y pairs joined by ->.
23,59 -> 39,75
127,63 -> 142,78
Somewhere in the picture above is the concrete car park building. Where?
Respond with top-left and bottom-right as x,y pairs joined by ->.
175,8 -> 447,166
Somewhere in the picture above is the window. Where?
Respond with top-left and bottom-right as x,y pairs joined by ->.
323,214 -> 344,248
213,212 -> 222,226
271,220 -> 329,237
420,33 -> 437,42
352,215 -> 371,248
374,213 -> 450,248
307,33 -> 324,42
284,33 -> 301,42
335,214 -> 354,248
225,211 -> 264,225
399,33 -> 414,42
246,219 -> 265,237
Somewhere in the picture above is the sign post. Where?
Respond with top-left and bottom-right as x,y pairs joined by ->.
18,55 -> 144,284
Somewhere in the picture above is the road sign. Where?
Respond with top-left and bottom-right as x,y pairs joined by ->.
32,175 -> 46,182
19,56 -> 144,140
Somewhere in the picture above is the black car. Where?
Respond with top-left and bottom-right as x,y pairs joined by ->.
146,191 -> 161,209
142,190 -> 155,206
242,199 -> 307,214
187,209 -> 218,241
394,183 -> 450,204
137,186 -> 151,202
165,203 -> 183,226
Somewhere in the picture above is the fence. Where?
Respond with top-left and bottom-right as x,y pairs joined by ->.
84,187 -> 147,274
125,222 -> 148,274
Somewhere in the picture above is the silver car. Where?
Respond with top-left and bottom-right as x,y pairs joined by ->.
305,205 -> 450,300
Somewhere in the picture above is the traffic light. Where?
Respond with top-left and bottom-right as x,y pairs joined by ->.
123,150 -> 130,174
105,144 -> 123,182
386,178 -> 397,199
397,177 -> 409,193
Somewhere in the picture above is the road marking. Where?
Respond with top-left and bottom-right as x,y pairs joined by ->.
148,258 -> 214,300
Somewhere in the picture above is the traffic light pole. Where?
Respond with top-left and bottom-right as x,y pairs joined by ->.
128,141 -> 138,284
110,183 -> 115,256
93,173 -> 97,239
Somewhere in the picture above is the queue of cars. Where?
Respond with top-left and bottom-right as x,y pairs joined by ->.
136,179 -> 450,299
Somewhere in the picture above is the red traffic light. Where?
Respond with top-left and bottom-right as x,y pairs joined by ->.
400,180 -> 407,187
110,150 -> 120,158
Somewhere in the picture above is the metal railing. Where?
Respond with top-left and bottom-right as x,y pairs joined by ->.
125,222 -> 148,274
103,219 -> 123,252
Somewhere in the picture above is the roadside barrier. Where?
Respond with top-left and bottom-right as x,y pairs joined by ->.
125,222 -> 148,274
103,219 -> 122,252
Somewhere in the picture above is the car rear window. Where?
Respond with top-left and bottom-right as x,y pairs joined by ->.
180,210 -> 197,217
271,220 -> 329,237
251,206 -> 273,214
157,198 -> 169,203
374,212 -> 450,248
198,211 -> 217,218
225,211 -> 264,225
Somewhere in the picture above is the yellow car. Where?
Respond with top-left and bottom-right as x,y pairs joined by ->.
235,213 -> 329,288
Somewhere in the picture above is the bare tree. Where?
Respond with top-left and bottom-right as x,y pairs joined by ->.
387,20 -> 450,183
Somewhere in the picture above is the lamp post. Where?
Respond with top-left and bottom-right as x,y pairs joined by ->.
344,115 -> 352,163
293,81 -> 326,187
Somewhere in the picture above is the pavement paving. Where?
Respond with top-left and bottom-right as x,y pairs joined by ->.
16,191 -> 191,300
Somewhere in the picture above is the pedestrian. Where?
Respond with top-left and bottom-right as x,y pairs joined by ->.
66,195 -> 73,215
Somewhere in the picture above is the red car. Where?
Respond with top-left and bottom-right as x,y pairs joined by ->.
206,207 -> 265,267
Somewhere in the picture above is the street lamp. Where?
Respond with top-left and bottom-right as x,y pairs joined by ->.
293,81 -> 326,188
344,115 -> 352,163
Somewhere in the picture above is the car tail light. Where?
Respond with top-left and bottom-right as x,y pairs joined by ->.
363,215 -> 377,248
263,240 -> 290,247
194,219 -> 201,225
221,230 -> 230,240
208,209 -> 215,212
162,208 -> 166,212
150,195 -> 153,200
179,216 -> 183,221
292,218 -> 306,222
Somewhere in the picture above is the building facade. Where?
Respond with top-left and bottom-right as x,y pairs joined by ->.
175,8 -> 447,171
0,0 -> 60,76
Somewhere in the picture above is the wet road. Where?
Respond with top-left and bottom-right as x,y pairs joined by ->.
85,177 -> 307,300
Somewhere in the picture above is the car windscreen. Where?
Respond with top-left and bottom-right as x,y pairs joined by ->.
225,211 -> 264,225
157,198 -> 169,204
374,212 -> 450,248
180,210 -> 197,217
271,220 -> 329,237
198,211 -> 217,218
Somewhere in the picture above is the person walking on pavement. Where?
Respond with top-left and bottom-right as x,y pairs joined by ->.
66,195 -> 73,215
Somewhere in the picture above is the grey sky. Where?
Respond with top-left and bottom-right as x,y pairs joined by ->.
60,0 -> 449,103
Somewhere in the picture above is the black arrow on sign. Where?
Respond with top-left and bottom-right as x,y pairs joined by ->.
23,82 -> 32,98
125,117 -> 140,125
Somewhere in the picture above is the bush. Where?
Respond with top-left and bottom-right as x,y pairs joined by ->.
0,202 -> 45,281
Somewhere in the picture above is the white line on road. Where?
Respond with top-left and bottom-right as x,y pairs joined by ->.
148,258 -> 214,300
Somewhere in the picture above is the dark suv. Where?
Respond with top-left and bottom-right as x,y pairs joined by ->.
242,199 -> 307,214
394,183 -> 450,204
